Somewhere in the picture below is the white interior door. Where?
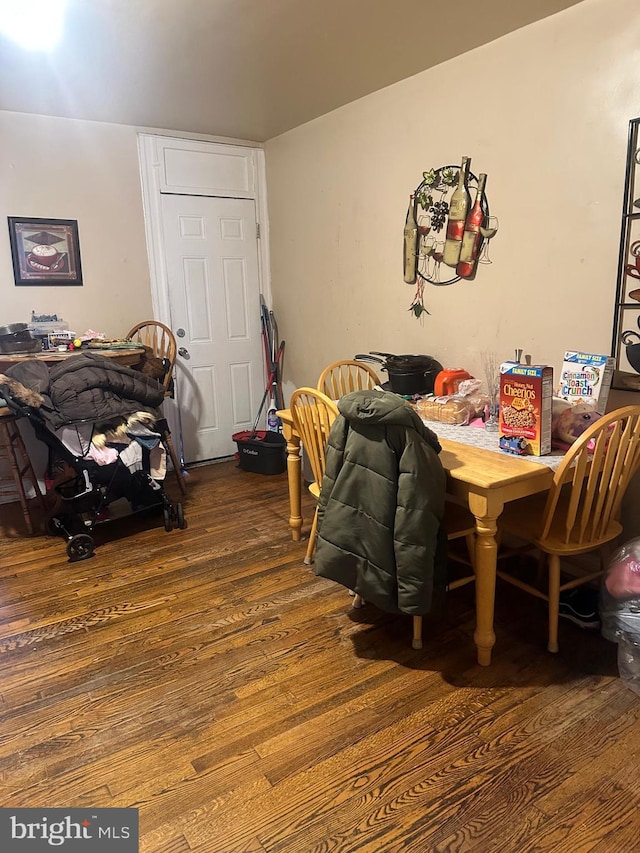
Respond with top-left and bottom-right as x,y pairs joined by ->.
161,193 -> 264,463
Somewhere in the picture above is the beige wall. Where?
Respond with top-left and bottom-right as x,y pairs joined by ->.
0,111 -> 153,337
265,0 -> 640,394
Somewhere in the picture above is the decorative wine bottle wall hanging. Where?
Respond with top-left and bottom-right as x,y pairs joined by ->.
404,159 -> 498,318
457,172 -> 487,278
403,193 -> 419,284
443,156 -> 470,268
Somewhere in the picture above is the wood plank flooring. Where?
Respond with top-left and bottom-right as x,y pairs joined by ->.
0,461 -> 638,852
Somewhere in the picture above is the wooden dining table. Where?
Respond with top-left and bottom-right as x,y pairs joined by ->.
0,346 -> 145,373
277,407 -> 563,666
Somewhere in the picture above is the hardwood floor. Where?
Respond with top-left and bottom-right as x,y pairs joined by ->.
0,461 -> 638,852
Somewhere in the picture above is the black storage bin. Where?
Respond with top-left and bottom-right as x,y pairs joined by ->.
233,430 -> 286,475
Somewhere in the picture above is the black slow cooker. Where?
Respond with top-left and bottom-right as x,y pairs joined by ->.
0,323 -> 39,355
355,351 -> 443,395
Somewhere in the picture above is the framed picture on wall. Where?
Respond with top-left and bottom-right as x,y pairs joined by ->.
7,217 -> 83,286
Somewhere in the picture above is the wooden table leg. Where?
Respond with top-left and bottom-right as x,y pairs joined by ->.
281,422 -> 302,542
468,491 -> 503,666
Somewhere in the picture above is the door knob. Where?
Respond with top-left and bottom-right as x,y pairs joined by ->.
178,347 -> 190,359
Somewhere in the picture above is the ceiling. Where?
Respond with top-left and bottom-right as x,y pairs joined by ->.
0,0 -> 585,143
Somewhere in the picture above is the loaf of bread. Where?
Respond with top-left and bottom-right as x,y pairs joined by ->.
414,397 -> 473,425
414,392 -> 490,425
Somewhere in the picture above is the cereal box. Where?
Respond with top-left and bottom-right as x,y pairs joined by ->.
557,351 -> 615,412
499,363 -> 553,456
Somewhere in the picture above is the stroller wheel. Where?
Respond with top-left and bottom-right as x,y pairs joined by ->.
163,506 -> 173,532
176,503 -> 187,530
67,534 -> 95,562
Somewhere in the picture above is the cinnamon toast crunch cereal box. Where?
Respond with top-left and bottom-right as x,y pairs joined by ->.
499,363 -> 553,456
558,351 -> 615,412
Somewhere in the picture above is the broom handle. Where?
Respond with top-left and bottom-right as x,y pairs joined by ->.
251,384 -> 272,437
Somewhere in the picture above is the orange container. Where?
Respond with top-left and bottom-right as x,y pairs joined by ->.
433,368 -> 472,397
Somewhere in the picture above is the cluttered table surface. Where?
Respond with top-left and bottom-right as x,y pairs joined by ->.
276,407 -> 560,667
0,317 -> 147,373
0,346 -> 146,372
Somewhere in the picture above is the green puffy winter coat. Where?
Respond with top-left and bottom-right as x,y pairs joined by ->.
315,389 -> 447,616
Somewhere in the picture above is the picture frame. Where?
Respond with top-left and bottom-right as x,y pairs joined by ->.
7,216 -> 83,286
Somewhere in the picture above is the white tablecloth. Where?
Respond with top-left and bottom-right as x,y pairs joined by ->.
423,419 -> 567,472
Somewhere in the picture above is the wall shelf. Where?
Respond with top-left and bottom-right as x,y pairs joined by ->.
612,369 -> 640,393
612,117 -> 640,384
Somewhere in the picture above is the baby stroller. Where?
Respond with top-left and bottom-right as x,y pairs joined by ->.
0,352 -> 186,561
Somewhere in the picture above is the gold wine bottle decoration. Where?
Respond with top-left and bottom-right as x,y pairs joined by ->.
403,193 -> 419,284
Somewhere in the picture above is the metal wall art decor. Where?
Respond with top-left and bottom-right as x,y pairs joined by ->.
8,217 -> 83,286
612,117 -> 640,385
403,157 -> 498,318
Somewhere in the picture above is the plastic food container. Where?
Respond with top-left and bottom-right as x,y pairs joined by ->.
433,368 -> 472,397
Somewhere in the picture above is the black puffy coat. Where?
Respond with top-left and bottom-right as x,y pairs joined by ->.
315,390 -> 448,616
3,352 -> 164,430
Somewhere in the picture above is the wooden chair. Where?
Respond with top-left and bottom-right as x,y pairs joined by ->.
496,405 -> 640,652
289,387 -> 340,566
126,320 -> 177,397
0,408 -> 46,535
354,500 -> 477,649
317,360 -> 380,399
126,321 -> 186,496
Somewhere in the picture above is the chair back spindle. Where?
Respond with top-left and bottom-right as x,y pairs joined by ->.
540,406 -> 640,547
290,388 -> 339,488
317,360 -> 380,399
126,320 -> 177,395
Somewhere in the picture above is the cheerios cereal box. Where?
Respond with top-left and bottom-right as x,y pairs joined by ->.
499,363 -> 553,456
557,351 -> 615,412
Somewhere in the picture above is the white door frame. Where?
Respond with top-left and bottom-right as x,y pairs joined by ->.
137,133 -> 272,459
